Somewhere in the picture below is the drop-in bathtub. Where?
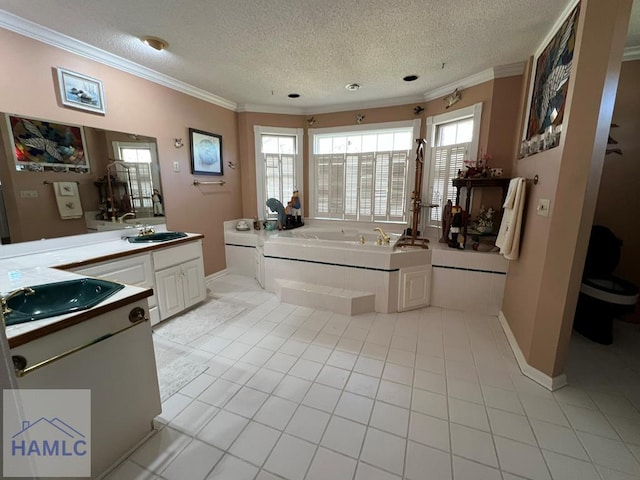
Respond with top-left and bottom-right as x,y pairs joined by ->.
224,220 -> 509,315
261,226 -> 431,313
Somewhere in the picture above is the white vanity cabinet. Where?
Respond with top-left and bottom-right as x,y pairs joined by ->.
70,253 -> 160,325
69,238 -> 206,325
12,299 -> 161,478
153,240 -> 206,321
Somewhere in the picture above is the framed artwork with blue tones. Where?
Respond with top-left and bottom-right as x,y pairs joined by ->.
56,67 -> 106,114
189,128 -> 223,176
525,2 -> 580,142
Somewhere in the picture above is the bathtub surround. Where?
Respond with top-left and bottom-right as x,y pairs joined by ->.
225,220 -> 508,316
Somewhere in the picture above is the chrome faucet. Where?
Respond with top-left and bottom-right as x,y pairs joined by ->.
1,287 -> 35,316
118,212 -> 136,223
373,227 -> 390,244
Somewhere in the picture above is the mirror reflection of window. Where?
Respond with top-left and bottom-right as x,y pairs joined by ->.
113,142 -> 158,217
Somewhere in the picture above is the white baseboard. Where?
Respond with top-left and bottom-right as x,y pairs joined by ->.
206,269 -> 228,281
498,311 -> 567,391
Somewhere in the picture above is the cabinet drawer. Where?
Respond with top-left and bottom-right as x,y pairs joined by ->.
71,253 -> 153,288
153,240 -> 202,270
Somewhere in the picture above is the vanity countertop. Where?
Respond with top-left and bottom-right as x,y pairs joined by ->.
1,230 -> 204,347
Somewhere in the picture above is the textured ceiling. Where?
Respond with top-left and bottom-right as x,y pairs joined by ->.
0,0 -> 638,112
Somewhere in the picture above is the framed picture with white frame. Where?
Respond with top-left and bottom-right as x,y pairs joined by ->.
56,67 -> 106,114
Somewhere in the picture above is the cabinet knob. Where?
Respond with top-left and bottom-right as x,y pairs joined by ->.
128,306 -> 147,323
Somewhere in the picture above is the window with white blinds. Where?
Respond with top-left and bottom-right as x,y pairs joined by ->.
254,127 -> 303,219
310,121 -> 419,223
425,103 -> 482,227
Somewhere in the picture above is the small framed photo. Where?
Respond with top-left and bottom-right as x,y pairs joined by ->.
56,67 -> 106,114
189,128 -> 223,176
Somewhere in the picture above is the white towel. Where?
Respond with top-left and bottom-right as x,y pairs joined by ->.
57,182 -> 76,196
502,177 -> 519,209
495,177 -> 526,260
53,181 -> 83,219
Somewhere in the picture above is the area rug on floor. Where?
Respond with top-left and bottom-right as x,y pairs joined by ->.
157,356 -> 208,402
153,298 -> 246,345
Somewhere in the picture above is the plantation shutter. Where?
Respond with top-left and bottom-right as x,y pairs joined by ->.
311,124 -> 415,222
429,144 -> 468,223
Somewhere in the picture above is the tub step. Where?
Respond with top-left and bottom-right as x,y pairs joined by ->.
277,279 -> 375,315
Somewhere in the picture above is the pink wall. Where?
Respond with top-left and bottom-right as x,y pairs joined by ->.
594,59 -> 640,286
0,28 -> 241,274
502,0 -> 633,377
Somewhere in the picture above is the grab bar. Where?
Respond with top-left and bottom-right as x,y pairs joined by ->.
193,179 -> 225,186
12,316 -> 148,378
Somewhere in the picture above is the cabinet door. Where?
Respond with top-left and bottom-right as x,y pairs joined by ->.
398,265 -> 432,312
181,257 -> 206,309
155,265 -> 185,320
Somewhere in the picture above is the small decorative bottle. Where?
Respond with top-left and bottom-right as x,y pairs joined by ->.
253,216 -> 261,230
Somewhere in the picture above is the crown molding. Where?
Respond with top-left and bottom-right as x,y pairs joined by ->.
494,62 -> 526,78
424,68 -> 494,102
305,94 -> 425,115
534,0 -> 581,58
239,94 -> 425,116
0,10 -> 237,112
623,45 -> 640,62
423,62 -> 526,102
237,104 -> 305,115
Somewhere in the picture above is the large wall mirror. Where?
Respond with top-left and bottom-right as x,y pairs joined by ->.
0,113 -> 165,244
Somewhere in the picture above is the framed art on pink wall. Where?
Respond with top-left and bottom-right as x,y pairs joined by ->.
189,128 -> 223,176
56,67 -> 106,115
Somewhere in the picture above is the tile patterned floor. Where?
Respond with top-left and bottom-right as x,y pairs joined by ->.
105,274 -> 640,480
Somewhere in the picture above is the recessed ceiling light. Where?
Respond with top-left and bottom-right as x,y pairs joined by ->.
288,93 -> 300,98
345,83 -> 360,91
403,75 -> 419,82
141,36 -> 169,51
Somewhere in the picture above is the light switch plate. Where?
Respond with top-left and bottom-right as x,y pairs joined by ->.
20,190 -> 38,198
173,161 -> 180,172
537,198 -> 550,217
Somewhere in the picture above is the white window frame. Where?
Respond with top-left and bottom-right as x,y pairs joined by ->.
308,119 -> 421,224
112,141 -> 159,215
254,126 -> 304,220
423,103 -> 482,228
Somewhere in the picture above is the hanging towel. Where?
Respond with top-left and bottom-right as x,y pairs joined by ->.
53,181 -> 83,219
502,178 -> 519,209
495,177 -> 526,260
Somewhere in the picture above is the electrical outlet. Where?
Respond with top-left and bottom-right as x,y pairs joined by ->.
173,161 -> 180,173
20,190 -> 38,198
537,198 -> 550,217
